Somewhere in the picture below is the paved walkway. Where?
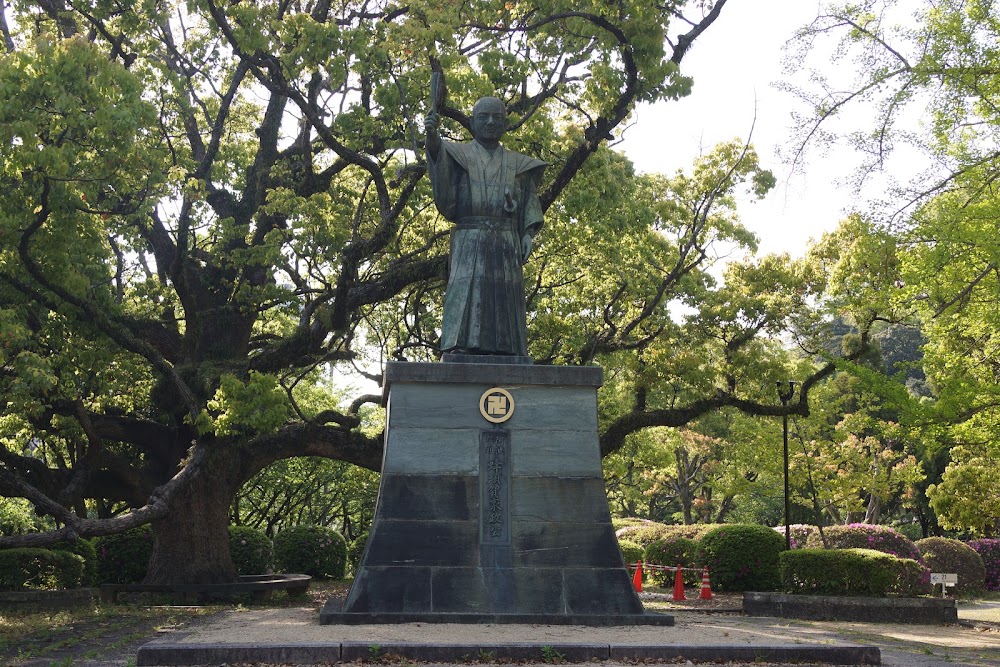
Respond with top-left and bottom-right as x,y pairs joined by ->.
133,604 -> 1000,667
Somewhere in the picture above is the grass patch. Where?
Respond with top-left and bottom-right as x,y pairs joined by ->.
0,603 -> 218,663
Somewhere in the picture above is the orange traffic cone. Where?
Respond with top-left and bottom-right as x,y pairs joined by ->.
699,567 -> 713,600
632,561 -> 643,593
672,564 -> 686,601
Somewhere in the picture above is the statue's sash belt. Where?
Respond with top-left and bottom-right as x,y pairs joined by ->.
455,216 -> 515,232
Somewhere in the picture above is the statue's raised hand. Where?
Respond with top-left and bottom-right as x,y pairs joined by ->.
424,111 -> 441,159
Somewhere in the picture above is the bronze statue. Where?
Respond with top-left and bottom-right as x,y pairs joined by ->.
424,96 -> 546,357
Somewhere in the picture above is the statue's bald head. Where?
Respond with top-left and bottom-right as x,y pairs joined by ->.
472,96 -> 506,116
471,96 -> 508,145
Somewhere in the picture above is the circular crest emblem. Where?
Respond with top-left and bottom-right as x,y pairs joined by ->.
479,387 -> 514,424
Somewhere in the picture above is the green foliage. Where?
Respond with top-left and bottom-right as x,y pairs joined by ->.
228,525 -> 273,576
916,537 -> 985,596
643,538 -> 699,586
0,497 -> 46,535
207,373 -> 290,436
614,521 -> 671,547
0,548 -> 85,591
94,526 -> 154,584
781,548 -> 930,597
233,457 -> 379,541
617,538 -> 644,569
273,525 -> 347,579
347,531 -> 370,575
806,524 -> 920,561
615,522 -> 722,548
611,517 -> 650,532
695,524 -> 784,592
52,539 -> 98,587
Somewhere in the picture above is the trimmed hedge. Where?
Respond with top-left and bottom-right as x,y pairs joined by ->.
617,538 -> 644,570
805,523 -> 920,561
0,548 -> 85,591
94,525 -> 154,584
644,537 -> 699,586
917,537 -> 985,596
274,525 -> 347,579
228,525 -> 273,575
968,539 -> 1000,591
695,524 -> 784,592
53,539 -> 98,587
781,548 -> 930,597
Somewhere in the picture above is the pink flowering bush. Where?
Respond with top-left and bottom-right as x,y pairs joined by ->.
805,523 -> 920,561
772,524 -> 817,549
967,539 -> 1000,591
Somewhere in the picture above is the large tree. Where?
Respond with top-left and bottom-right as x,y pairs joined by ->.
0,0 -> 866,583
788,0 -> 1000,535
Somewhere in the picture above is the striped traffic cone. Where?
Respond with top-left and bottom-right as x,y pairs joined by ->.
699,567 -> 713,600
632,561 -> 643,593
672,564 -> 686,601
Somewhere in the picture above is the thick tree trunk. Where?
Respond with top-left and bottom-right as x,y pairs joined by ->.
144,454 -> 242,585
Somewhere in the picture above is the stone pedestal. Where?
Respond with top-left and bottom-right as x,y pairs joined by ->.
320,362 -> 670,625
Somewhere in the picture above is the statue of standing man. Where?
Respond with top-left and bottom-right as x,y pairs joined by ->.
425,95 -> 546,359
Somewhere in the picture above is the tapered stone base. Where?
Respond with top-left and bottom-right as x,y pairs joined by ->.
322,362 -> 665,625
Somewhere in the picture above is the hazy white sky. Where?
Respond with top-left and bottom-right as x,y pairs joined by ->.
618,0 -> 864,259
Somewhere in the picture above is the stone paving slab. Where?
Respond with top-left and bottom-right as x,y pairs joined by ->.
135,607 -> 886,666
137,641 -> 881,666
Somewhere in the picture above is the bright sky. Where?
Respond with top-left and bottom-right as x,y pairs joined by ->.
618,0 -> 861,259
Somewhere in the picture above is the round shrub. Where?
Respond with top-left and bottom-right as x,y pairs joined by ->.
917,537 -> 986,596
805,523 -> 920,561
968,539 -> 1000,591
94,525 -> 154,584
781,548 -> 930,597
347,531 -> 370,575
273,525 -> 347,579
0,548 -> 85,590
617,538 -> 644,570
644,537 -> 699,586
53,538 -> 98,586
228,525 -> 273,575
695,524 -> 785,592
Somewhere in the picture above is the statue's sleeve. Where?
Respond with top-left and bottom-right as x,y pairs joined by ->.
427,142 -> 460,221
519,164 -> 546,237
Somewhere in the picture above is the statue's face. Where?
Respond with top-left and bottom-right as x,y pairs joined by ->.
471,98 -> 507,143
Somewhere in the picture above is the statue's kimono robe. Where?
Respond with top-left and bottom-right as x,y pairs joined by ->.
428,139 -> 546,356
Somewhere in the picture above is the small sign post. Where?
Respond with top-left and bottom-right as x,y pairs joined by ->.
930,572 -> 958,598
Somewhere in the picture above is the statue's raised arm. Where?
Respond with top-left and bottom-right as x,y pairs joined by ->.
425,95 -> 546,361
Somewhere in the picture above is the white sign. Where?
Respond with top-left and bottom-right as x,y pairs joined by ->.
930,573 -> 958,585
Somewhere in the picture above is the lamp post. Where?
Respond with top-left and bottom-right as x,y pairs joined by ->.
777,381 -> 796,551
